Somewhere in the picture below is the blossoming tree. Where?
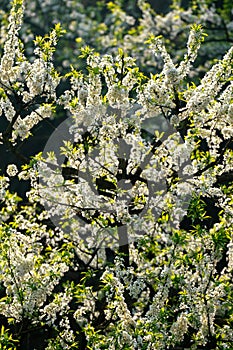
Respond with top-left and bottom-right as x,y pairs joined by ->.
0,0 -> 233,349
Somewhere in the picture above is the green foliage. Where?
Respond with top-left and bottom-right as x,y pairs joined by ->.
0,326 -> 18,350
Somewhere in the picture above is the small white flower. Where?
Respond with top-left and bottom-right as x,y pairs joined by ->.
6,164 -> 18,177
